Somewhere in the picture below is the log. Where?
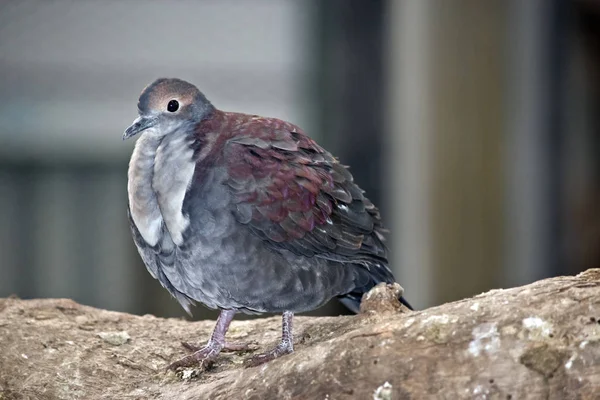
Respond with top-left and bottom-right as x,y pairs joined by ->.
0,269 -> 599,399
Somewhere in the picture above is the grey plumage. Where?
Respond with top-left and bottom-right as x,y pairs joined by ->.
124,78 -> 410,369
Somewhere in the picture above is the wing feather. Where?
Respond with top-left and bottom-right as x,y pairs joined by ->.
224,120 -> 388,263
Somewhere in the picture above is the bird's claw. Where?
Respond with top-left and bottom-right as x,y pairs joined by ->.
180,340 -> 257,353
244,343 -> 293,368
167,345 -> 220,371
180,341 -> 202,352
169,339 -> 259,371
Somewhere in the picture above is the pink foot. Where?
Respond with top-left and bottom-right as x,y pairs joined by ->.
181,340 -> 257,353
245,311 -> 294,368
167,341 -> 222,371
244,342 -> 293,367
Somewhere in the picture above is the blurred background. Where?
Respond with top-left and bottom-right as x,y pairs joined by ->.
0,0 -> 599,319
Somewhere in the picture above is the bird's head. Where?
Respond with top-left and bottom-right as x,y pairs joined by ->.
123,78 -> 214,140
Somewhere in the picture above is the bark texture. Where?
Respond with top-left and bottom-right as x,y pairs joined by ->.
1,269 -> 599,400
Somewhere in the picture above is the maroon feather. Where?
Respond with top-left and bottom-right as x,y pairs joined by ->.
197,110 -> 388,262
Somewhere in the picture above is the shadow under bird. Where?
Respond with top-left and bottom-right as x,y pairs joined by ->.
123,78 -> 412,370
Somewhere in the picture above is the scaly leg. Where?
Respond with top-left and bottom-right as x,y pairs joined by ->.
245,311 -> 294,367
167,309 -> 254,370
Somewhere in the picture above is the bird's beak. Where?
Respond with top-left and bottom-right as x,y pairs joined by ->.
123,116 -> 157,140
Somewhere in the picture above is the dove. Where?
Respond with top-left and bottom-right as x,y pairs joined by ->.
123,78 -> 411,370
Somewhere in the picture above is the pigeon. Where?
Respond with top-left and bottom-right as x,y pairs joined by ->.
123,78 -> 411,370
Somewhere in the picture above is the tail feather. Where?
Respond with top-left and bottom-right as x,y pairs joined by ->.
337,294 -> 362,313
399,295 -> 413,310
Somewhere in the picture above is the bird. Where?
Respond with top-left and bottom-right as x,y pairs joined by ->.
123,78 -> 411,370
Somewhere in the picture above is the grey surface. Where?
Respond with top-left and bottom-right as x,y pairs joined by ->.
0,0 -> 313,316
0,0 -> 312,162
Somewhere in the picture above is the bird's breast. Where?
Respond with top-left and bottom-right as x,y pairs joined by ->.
127,134 -> 164,246
153,133 -> 196,246
127,131 -> 196,247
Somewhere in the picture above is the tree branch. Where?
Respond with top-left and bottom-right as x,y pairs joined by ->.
1,269 -> 599,399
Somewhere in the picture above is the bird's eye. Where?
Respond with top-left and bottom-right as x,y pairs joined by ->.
167,100 -> 179,112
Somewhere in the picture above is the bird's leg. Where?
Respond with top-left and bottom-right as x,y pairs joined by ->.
167,309 -> 252,370
245,311 -> 294,367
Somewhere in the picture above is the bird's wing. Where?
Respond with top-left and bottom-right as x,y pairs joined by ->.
223,119 -> 388,264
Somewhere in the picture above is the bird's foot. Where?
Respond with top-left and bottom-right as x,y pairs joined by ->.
244,341 -> 294,368
181,340 -> 257,353
167,341 -> 222,371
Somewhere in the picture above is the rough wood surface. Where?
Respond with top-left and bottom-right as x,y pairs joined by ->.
1,269 -> 599,400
